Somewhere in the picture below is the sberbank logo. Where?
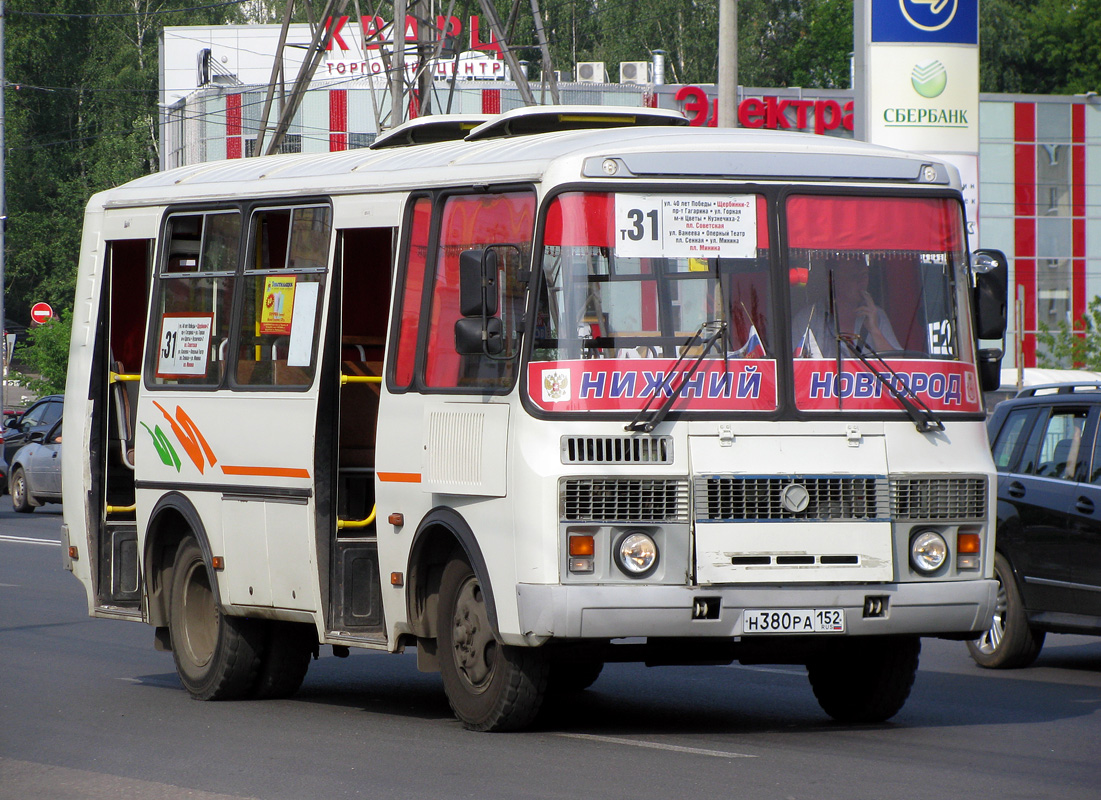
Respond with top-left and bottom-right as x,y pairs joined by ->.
911,59 -> 948,98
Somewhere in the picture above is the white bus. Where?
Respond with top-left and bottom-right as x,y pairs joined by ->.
62,107 -> 1009,731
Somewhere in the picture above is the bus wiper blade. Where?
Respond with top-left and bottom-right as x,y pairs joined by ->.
626,321 -> 725,433
839,335 -> 945,433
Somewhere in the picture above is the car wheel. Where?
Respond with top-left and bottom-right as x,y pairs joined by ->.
11,468 -> 35,513
966,552 -> 1045,669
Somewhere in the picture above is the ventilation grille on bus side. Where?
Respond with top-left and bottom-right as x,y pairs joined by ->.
695,476 -> 890,521
890,477 -> 987,520
561,435 -> 673,465
560,478 -> 689,523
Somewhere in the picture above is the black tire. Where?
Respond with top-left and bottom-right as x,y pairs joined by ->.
807,635 -> 920,723
10,468 -> 35,513
251,621 -> 315,699
168,539 -> 265,700
547,657 -> 604,694
437,558 -> 549,731
966,552 -> 1045,669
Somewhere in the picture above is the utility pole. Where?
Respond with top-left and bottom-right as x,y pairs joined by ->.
716,0 -> 738,127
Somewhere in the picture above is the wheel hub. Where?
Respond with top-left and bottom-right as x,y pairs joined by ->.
451,577 -> 496,691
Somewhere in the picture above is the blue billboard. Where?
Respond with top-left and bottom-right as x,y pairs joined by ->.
871,0 -> 979,45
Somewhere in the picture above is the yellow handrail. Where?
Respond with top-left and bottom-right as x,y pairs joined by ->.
106,503 -> 137,515
337,504 -> 377,530
340,374 -> 382,385
110,372 -> 140,383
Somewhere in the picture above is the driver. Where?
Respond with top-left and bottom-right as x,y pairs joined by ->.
793,255 -> 900,358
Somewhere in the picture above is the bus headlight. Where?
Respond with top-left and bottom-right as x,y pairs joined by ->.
910,530 -> 948,573
614,531 -> 659,578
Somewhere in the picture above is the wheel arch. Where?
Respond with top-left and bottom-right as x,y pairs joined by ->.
143,492 -> 218,628
405,506 -> 498,642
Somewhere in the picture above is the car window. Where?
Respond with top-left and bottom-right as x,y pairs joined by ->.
19,402 -> 47,429
1020,406 -> 1088,481
42,400 -> 62,427
991,409 -> 1035,472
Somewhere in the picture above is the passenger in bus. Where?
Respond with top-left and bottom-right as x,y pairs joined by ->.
792,255 -> 900,358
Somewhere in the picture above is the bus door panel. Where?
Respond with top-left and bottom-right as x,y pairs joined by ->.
329,224 -> 395,636
93,236 -> 153,612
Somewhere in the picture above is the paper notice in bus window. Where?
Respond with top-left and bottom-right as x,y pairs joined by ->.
613,194 -> 757,260
287,282 -> 319,367
260,275 -> 297,335
156,313 -> 213,377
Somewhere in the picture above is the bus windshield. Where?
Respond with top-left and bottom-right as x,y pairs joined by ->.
528,190 -> 979,415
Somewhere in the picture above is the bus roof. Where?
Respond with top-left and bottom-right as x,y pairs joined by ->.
91,125 -> 959,211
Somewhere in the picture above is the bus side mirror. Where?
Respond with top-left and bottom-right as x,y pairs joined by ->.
455,317 -> 504,356
972,249 -> 1008,340
459,248 -> 498,317
977,348 -> 1003,393
456,248 -> 507,357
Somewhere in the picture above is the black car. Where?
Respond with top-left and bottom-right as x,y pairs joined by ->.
970,383 -> 1101,667
2,395 -> 64,470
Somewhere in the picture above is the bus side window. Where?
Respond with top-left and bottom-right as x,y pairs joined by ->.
233,206 -> 331,389
150,212 -> 239,387
423,191 -> 534,390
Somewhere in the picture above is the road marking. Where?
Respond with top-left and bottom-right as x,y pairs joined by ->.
557,733 -> 756,759
723,663 -> 806,676
0,534 -> 60,547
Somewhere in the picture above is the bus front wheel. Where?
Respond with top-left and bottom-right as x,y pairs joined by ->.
437,558 -> 549,731
806,635 -> 920,723
168,538 -> 264,700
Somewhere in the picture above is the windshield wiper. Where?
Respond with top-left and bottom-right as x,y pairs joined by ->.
625,320 -> 726,433
838,334 -> 945,433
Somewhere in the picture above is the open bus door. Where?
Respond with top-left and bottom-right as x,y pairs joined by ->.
323,225 -> 394,640
89,237 -> 150,614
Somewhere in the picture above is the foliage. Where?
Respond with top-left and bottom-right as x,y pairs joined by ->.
5,0 -> 1101,338
1035,296 -> 1101,371
10,312 -> 73,396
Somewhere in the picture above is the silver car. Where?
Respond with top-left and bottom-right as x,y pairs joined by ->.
9,418 -> 63,512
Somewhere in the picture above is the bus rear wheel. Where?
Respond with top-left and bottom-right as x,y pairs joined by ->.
806,635 -> 920,723
168,538 -> 264,700
437,558 -> 549,731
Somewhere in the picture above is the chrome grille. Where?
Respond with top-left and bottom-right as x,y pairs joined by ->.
561,478 -> 689,523
695,476 -> 890,521
561,435 -> 673,465
890,476 -> 987,520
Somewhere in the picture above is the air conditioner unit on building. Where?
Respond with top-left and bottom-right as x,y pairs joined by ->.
619,61 -> 650,85
576,62 -> 606,83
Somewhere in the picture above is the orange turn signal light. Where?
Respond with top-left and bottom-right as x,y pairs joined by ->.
391,572 -> 404,587
211,556 -> 225,570
957,533 -> 981,554
68,546 -> 79,560
569,535 -> 595,557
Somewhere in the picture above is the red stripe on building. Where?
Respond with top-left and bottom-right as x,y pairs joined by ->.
482,89 -> 500,115
330,89 -> 347,152
1014,102 -> 1037,366
226,93 -> 242,160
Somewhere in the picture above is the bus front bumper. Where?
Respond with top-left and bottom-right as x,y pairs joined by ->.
515,579 -> 996,641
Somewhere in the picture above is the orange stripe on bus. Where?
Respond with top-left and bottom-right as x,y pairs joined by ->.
220,465 -> 312,479
378,472 -> 422,483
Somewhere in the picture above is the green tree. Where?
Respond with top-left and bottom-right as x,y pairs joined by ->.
11,312 -> 73,396
1035,296 -> 1101,370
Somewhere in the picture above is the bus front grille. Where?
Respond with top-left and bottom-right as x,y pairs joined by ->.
890,476 -> 987,520
695,476 -> 890,522
560,477 -> 689,523
561,435 -> 673,465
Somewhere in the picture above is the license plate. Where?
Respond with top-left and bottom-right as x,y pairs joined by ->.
741,608 -> 845,634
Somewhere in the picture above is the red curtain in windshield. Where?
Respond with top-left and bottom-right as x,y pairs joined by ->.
786,195 -> 963,251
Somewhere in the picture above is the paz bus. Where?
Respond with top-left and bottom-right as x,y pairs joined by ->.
61,106 -> 1009,731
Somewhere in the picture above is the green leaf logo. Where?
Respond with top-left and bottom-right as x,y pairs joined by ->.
141,422 -> 182,472
911,59 -> 948,99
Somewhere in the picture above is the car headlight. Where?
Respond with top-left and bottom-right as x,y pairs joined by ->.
614,531 -> 659,578
910,530 -> 948,573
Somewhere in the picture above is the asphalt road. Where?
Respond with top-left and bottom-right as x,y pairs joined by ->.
2,503 -> 1099,800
